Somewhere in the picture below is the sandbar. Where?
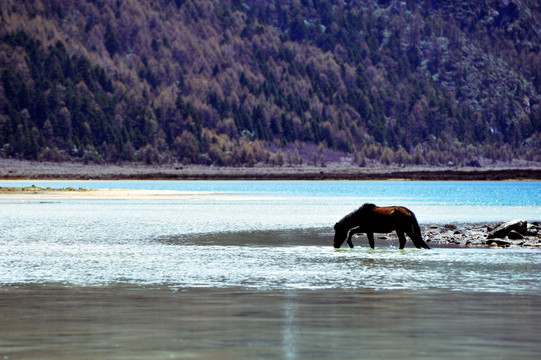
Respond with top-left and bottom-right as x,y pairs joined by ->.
0,185 -> 215,200
0,185 -> 290,201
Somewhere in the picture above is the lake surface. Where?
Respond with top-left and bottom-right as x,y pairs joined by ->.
0,180 -> 540,359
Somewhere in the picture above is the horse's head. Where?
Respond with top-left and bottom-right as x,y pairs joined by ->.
333,222 -> 347,248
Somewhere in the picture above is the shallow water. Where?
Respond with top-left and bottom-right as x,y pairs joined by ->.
1,286 -> 540,359
2,227 -> 540,294
0,180 -> 540,358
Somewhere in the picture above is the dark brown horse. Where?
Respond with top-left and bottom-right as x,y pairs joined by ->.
333,203 -> 430,249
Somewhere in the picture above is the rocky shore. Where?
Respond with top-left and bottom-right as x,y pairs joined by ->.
1,159 -> 541,180
422,220 -> 541,248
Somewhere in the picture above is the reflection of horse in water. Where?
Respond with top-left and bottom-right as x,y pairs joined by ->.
333,203 -> 430,249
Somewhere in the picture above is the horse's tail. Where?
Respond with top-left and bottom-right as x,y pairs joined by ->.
411,212 -> 430,249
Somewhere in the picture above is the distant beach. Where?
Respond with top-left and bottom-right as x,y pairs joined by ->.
1,159 -> 540,180
0,185 -> 214,200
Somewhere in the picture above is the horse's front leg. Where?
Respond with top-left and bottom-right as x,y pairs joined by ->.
367,232 -> 375,249
346,227 -> 361,248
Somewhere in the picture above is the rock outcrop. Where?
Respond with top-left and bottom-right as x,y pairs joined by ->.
421,220 -> 541,248
487,220 -> 528,239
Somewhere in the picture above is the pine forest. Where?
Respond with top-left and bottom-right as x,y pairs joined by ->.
1,0 -> 540,167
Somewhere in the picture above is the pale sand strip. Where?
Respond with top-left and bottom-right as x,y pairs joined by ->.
0,187 -> 215,200
0,187 -> 289,201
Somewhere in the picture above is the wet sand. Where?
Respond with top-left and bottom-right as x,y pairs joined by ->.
1,285 -> 540,359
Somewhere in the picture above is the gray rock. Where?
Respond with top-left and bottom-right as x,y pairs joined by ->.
525,224 -> 539,236
487,220 -> 527,239
486,239 -> 511,247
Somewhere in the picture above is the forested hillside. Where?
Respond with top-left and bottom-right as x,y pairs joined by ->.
1,0 -> 540,166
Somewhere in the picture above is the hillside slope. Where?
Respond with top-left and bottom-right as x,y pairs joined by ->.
1,0 -> 540,166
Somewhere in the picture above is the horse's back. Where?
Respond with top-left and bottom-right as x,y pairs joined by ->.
370,205 -> 418,229
394,206 -> 415,218
358,204 -> 430,249
370,205 -> 412,218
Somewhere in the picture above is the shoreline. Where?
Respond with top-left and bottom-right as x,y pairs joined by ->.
1,159 -> 541,180
1,185 -> 539,248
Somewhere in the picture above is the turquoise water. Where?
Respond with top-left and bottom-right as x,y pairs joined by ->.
1,179 -> 539,206
0,180 -> 539,224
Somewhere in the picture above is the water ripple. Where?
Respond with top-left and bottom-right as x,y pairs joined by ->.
1,181 -> 540,294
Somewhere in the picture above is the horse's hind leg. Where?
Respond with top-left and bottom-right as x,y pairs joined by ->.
397,230 -> 407,249
407,229 -> 430,249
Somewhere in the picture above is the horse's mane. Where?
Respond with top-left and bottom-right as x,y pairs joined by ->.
336,203 -> 376,226
359,203 -> 376,212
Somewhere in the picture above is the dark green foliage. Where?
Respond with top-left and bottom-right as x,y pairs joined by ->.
104,23 -> 121,56
0,32 -> 125,161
